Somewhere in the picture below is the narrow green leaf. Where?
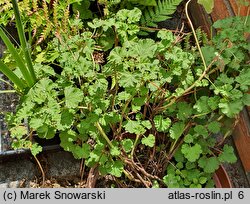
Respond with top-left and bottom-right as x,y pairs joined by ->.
0,59 -> 26,91
11,0 -> 36,83
0,27 -> 34,87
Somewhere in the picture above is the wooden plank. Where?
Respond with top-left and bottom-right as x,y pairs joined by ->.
233,111 -> 250,172
210,0 -> 231,22
247,106 -> 250,115
247,173 -> 250,185
228,0 -> 250,16
189,1 -> 212,35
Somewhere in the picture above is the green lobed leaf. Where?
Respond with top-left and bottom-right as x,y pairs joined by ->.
235,69 -> 250,92
73,143 -> 91,159
218,145 -> 237,163
121,139 -> 134,153
174,149 -> 185,163
242,94 -> 250,106
124,120 -> 146,135
154,115 -> 171,132
199,177 -> 207,185
36,125 -> 56,139
118,91 -> 131,101
110,146 -> 121,156
59,130 -> 77,152
29,118 -> 43,129
30,143 -> 42,156
194,125 -> 209,138
141,120 -> 152,129
177,102 -> 193,121
198,0 -> 214,14
141,134 -> 155,147
10,126 -> 27,139
109,160 -> 124,177
198,156 -> 219,173
219,99 -> 243,118
194,96 -> 211,114
181,144 -> 202,162
163,174 -> 180,188
64,86 -> 83,108
208,96 -> 220,110
184,134 -> 194,144
60,109 -> 74,129
207,121 -> 221,134
169,122 -> 185,140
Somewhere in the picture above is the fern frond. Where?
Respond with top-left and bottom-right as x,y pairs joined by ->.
37,23 -> 52,44
184,33 -> 191,51
42,0 -> 49,21
24,0 -> 31,14
141,0 -> 183,27
62,5 -> 70,32
196,28 -> 202,44
195,28 -> 208,45
53,0 -> 59,26
32,0 -> 38,12
0,0 -> 12,12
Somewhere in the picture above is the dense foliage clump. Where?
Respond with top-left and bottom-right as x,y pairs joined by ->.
1,0 -> 249,187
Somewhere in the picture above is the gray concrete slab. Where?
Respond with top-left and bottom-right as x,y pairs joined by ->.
0,150 -> 80,188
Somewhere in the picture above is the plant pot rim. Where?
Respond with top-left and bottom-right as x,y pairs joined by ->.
213,165 -> 232,188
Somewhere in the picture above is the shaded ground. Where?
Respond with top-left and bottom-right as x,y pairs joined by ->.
0,151 -> 81,188
0,40 -> 19,152
223,137 -> 250,187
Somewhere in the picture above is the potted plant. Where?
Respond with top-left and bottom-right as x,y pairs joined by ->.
0,0 -> 249,187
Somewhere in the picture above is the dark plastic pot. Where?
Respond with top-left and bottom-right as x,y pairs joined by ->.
0,144 -> 61,160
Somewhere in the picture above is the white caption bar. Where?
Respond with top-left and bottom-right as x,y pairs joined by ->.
0,188 -> 249,204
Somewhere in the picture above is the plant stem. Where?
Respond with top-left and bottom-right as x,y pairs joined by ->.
0,77 -> 15,88
118,96 -> 133,134
33,155 -> 45,187
244,7 -> 249,26
0,90 -> 16,94
95,122 -> 114,148
130,134 -> 140,159
185,0 -> 207,71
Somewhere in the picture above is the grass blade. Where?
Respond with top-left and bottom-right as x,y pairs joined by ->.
11,0 -> 37,84
0,59 -> 26,91
0,27 -> 34,87
0,90 -> 16,94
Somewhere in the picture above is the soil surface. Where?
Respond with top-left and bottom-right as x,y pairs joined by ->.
223,137 -> 250,187
0,39 -> 20,152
